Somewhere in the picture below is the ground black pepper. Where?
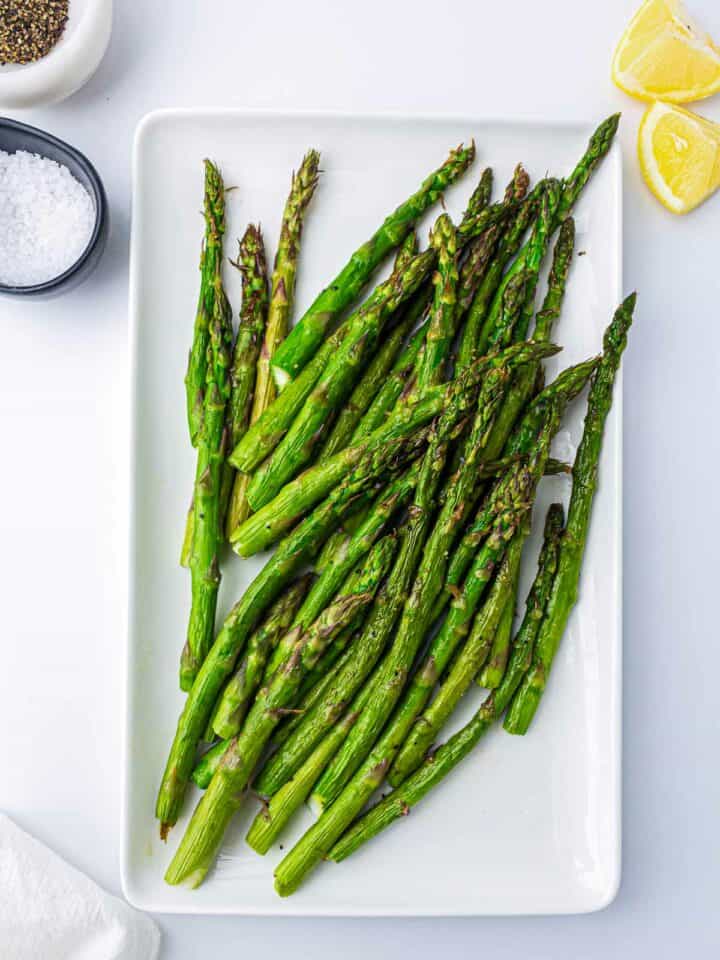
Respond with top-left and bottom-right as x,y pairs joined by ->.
0,1 -> 69,65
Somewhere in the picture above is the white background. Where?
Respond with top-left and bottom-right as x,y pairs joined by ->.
1,0 -> 718,955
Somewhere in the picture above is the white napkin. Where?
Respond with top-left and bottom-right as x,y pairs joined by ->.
0,815 -> 161,960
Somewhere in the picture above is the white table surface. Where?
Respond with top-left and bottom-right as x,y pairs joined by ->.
2,0 -> 719,955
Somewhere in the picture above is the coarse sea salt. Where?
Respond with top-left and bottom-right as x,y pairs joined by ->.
0,150 -> 95,287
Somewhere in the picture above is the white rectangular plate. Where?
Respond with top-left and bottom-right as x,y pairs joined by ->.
123,109 -> 622,916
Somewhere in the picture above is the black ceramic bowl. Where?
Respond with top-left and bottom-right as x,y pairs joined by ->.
0,117 -> 108,298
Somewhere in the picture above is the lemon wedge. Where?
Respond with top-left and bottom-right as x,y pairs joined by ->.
612,0 -> 720,102
638,101 -> 720,213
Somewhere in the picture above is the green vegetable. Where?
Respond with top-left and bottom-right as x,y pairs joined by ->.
493,502 -> 565,713
389,528 -> 527,785
223,226 -> 269,535
480,216 -> 576,464
227,151 -> 320,532
317,235 -> 419,461
270,143 -> 476,386
156,425 -> 422,835
179,260 -> 233,692
246,677 -> 376,854
231,341 -> 558,557
206,575 -> 311,740
442,356 -> 597,601
411,214 -> 458,391
328,503 -> 566,863
304,364 -> 538,821
229,199 -> 513,477
328,693 -> 498,864
165,537 -> 397,888
477,570 -> 518,689
184,159 -> 226,446
456,183 -> 541,370
247,242 -> 437,508
504,293 -> 635,733
475,114 -> 620,358
383,408 -> 559,788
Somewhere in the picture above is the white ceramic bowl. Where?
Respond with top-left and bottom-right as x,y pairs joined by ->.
0,0 -> 112,109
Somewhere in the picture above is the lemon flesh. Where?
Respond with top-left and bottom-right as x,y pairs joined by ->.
638,101 -> 720,213
613,0 -> 720,102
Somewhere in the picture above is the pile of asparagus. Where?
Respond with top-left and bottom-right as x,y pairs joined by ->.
160,115 -> 634,896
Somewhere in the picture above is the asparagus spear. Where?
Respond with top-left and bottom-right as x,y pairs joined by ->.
156,424 -> 423,835
328,503 -> 565,864
317,315 -> 414,461
389,527 -> 528,785
229,197 -> 513,478
263,465 -> 418,680
228,333 -> 338,474
477,182 -> 560,354
456,182 -> 541,370
532,218 -> 576,343
480,217 -> 576,464
273,466 -> 535,894
222,227 -> 269,535
465,166 -> 493,216
196,645 -> 353,790
494,503 -> 565,707
178,269 -> 234,691
442,356 -> 597,601
246,243 -> 437,509
165,537 -> 397,888
456,165 -> 528,320
227,155 -> 320,532
185,159 -> 226,446
477,571 -> 517,689
253,510 -> 423,796
455,222 -> 502,317
474,115 -> 620,360
205,575 -> 311,739
305,375 -> 538,819
194,499 -> 567,795
256,151 -> 320,411
247,197 -> 512,508
458,117 -> 617,375
504,293 -> 635,734
272,646 -> 352,748
191,738 -> 227,790
381,411 -> 558,789
411,214 -> 458,391
231,341 -> 559,557
328,693 -> 498,865
270,143 -> 475,386
246,677 -> 377,854
317,234 -> 419,460
558,114 -> 620,218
